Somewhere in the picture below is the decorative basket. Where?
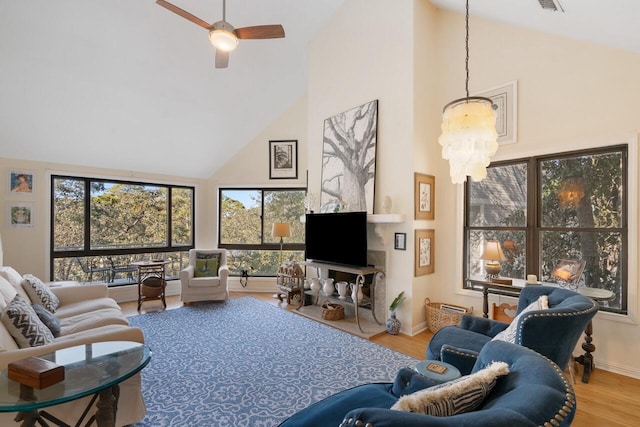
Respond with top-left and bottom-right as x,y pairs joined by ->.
321,301 -> 345,321
141,277 -> 165,298
425,298 -> 472,333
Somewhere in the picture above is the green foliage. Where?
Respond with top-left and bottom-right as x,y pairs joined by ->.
389,291 -> 406,313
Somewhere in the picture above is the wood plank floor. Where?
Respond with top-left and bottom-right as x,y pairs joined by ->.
121,292 -> 640,427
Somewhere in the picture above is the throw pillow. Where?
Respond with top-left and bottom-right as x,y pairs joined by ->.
0,276 -> 18,310
22,274 -> 60,313
194,252 -> 221,277
492,295 -> 549,344
1,294 -> 55,348
0,266 -> 31,301
391,361 -> 509,416
32,303 -> 62,338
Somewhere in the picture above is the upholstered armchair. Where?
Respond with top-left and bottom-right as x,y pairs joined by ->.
278,340 -> 576,427
180,249 -> 229,303
427,285 -> 598,375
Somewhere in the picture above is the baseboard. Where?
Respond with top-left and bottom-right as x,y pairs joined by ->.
593,359 -> 640,380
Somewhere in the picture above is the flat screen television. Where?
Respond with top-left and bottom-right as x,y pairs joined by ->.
305,211 -> 368,267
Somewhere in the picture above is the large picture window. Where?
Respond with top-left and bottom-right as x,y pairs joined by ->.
464,145 -> 627,314
219,188 -> 306,276
51,176 -> 194,284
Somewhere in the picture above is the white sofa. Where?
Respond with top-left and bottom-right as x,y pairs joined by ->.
0,266 -> 146,426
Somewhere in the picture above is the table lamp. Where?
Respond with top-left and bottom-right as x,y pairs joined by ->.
272,223 -> 291,264
480,240 -> 506,280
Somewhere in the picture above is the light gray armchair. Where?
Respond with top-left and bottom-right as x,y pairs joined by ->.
180,249 -> 229,304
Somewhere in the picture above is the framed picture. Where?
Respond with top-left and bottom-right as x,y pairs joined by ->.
269,140 -> 298,179
7,169 -> 35,194
394,233 -> 406,250
8,202 -> 35,228
475,80 -> 517,145
414,173 -> 435,220
415,229 -> 435,276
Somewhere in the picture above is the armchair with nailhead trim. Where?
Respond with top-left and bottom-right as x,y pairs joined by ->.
278,340 -> 576,427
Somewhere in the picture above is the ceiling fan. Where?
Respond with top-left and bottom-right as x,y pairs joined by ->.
156,0 -> 285,69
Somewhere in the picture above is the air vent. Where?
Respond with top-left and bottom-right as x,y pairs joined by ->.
538,0 -> 565,12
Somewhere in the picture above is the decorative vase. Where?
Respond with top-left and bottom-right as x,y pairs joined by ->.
386,312 -> 401,335
350,283 -> 363,303
310,278 -> 322,293
322,278 -> 335,296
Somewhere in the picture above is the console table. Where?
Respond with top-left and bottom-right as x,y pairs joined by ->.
301,261 -> 384,333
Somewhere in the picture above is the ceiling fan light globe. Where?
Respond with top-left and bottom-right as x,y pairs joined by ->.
209,29 -> 238,52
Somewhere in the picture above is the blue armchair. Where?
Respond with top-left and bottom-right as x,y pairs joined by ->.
278,340 -> 576,427
427,285 -> 598,375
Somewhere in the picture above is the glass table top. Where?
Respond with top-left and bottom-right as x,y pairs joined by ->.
0,341 -> 151,412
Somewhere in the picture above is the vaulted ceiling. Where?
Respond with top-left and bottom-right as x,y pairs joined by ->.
1,0 -> 638,179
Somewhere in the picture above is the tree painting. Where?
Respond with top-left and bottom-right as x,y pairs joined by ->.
321,100 -> 378,213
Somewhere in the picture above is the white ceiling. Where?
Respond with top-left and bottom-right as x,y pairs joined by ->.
1,0 -> 639,179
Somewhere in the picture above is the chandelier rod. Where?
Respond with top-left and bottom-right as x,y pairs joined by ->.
465,0 -> 470,99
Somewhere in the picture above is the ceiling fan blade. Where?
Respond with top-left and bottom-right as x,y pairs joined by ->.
235,25 -> 285,39
156,0 -> 212,30
215,50 -> 229,69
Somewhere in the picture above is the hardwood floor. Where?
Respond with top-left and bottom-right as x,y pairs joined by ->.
121,292 -> 640,427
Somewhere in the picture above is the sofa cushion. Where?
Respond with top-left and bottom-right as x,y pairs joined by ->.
492,295 -> 549,344
32,303 -> 62,338
194,252 -> 221,277
59,308 -> 129,335
391,361 -> 509,416
0,266 -> 31,301
22,274 -> 61,313
1,294 -> 54,348
0,277 -> 18,310
188,277 -> 222,288
54,297 -> 122,320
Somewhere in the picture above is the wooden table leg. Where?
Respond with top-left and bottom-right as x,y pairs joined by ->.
574,320 -> 595,383
482,287 -> 489,318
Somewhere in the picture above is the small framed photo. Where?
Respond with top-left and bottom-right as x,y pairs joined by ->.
8,202 -> 35,228
7,169 -> 35,195
415,229 -> 435,276
269,140 -> 298,179
475,80 -> 517,145
394,233 -> 406,250
414,173 -> 435,220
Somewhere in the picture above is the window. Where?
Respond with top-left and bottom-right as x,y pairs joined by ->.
464,145 -> 627,314
219,188 -> 306,276
51,176 -> 194,284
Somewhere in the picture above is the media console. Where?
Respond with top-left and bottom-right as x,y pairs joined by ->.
300,261 -> 385,333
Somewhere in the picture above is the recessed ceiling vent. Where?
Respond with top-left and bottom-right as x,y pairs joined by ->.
538,0 -> 565,12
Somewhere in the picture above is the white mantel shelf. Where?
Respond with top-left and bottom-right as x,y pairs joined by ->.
367,214 -> 405,224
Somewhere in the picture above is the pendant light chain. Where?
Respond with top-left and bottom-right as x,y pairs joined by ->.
465,0 -> 470,99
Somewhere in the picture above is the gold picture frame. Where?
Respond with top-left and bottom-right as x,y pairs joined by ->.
414,173 -> 435,220
415,229 -> 435,276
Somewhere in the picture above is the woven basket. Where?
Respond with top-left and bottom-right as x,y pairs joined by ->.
141,277 -> 165,298
425,298 -> 472,333
321,301 -> 345,321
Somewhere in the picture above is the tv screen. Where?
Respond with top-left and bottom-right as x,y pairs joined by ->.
305,212 -> 368,267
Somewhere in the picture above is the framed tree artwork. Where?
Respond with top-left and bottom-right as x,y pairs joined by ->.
414,173 -> 435,220
320,100 -> 378,213
415,229 -> 435,276
8,202 -> 35,228
269,140 -> 298,179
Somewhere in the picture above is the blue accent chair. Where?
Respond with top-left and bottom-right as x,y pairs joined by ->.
427,286 -> 598,375
278,340 -> 576,427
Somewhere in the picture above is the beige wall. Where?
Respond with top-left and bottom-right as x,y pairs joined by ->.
0,157 -> 206,278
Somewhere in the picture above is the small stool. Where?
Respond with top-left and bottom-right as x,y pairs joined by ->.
414,360 -> 461,385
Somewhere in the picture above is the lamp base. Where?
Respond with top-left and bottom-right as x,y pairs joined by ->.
484,262 -> 501,280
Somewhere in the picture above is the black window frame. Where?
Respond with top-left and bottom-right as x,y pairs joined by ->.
50,175 -> 195,278
463,145 -> 628,314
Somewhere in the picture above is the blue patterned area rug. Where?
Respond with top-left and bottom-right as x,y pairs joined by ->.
128,296 -> 417,426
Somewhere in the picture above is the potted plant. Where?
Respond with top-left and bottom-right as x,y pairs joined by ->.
386,291 -> 406,335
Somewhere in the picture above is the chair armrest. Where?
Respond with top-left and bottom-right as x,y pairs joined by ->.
440,344 -> 479,376
218,265 -> 229,280
391,368 -> 439,396
341,407 -> 463,427
180,265 -> 195,283
459,315 -> 509,337
50,284 -> 108,305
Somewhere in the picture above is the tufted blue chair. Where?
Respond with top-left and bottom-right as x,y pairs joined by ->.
278,340 -> 576,427
426,286 -> 598,375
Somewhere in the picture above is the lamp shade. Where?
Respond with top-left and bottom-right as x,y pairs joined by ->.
480,240 -> 506,262
208,29 -> 238,52
272,223 -> 291,239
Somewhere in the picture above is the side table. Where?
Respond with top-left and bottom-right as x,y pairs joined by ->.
132,260 -> 170,311
414,360 -> 461,385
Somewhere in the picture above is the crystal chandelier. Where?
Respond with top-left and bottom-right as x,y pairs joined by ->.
438,0 -> 498,184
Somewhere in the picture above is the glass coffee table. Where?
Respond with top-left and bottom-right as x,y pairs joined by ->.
0,341 -> 151,427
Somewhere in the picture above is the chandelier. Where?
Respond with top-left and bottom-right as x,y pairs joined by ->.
438,0 -> 498,184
